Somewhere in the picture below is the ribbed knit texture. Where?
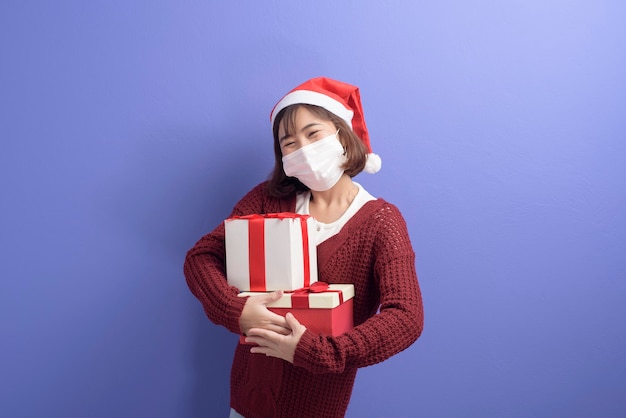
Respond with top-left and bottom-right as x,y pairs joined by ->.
184,182 -> 424,418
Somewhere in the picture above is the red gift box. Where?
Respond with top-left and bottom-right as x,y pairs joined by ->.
237,282 -> 355,343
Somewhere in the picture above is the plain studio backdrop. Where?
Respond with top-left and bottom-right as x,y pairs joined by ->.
1,1 -> 625,417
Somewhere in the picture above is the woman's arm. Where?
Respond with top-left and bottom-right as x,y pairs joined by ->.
292,204 -> 424,373
184,224 -> 247,334
183,182 -> 289,335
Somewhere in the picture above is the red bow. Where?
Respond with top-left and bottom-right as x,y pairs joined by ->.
287,282 -> 344,309
233,213 -> 312,221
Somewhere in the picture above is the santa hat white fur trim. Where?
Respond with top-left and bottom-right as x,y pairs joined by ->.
271,90 -> 354,129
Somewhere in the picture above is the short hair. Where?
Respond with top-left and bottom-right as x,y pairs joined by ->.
267,104 -> 368,198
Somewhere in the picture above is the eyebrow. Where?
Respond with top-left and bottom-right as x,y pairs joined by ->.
279,122 -> 324,143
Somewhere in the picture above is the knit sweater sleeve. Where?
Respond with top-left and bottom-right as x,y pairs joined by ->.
292,202 -> 424,373
183,182 -> 272,334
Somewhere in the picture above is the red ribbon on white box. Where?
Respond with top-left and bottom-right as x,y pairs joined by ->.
231,213 -> 313,292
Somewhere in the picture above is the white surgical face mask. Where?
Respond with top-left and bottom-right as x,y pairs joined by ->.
282,131 -> 347,191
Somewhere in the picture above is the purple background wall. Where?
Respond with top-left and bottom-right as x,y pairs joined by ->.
2,2 -> 625,417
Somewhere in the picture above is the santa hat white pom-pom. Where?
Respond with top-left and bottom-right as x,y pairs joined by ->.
364,153 -> 382,174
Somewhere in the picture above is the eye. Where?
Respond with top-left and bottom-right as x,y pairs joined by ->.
280,139 -> 295,149
308,130 -> 320,138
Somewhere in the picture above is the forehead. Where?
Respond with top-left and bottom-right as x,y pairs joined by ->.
278,106 -> 332,135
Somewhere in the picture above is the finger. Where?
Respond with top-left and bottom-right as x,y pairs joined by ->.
245,333 -> 277,349
245,335 -> 266,347
249,345 -> 273,356
247,328 -> 286,346
285,312 -> 301,329
266,289 -> 284,302
265,311 -> 289,328
254,290 -> 283,305
246,327 -> 274,339
264,323 -> 291,335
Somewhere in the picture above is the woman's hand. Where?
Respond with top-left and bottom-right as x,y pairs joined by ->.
239,291 -> 290,336
245,312 -> 307,364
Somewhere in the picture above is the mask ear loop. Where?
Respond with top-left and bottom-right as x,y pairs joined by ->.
337,128 -> 348,156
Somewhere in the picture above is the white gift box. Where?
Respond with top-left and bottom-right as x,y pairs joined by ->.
225,213 -> 318,291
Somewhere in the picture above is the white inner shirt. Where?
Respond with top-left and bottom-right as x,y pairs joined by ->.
295,182 -> 376,245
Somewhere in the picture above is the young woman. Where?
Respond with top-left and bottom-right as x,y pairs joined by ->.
184,77 -> 424,418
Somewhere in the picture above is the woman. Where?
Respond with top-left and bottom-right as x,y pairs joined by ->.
184,77 -> 424,418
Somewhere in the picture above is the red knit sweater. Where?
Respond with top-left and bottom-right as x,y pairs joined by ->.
184,182 -> 424,418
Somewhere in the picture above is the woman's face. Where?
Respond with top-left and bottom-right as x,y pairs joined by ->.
277,107 -> 337,156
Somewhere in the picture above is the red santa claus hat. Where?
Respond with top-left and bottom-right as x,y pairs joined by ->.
270,77 -> 382,174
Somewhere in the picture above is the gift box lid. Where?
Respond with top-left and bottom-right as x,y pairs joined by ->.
225,212 -> 314,223
238,283 -> 354,309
